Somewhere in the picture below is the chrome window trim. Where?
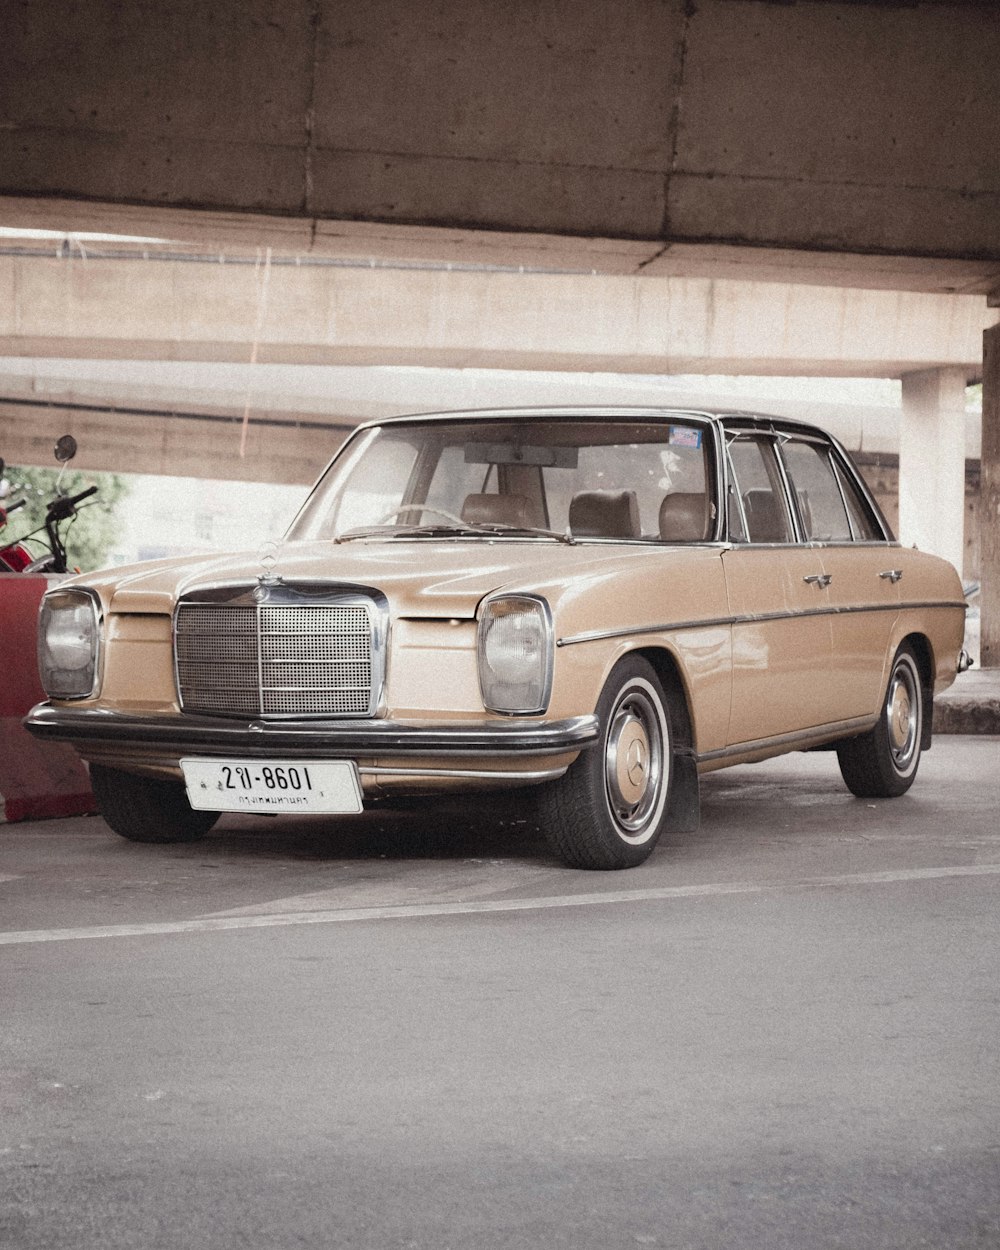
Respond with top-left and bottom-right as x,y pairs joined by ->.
721,418 -> 893,546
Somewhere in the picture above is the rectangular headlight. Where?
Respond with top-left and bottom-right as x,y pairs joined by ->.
477,595 -> 553,715
38,588 -> 101,699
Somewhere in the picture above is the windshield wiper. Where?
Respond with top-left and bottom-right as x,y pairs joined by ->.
335,522 -> 576,544
463,522 -> 576,545
335,523 -> 480,543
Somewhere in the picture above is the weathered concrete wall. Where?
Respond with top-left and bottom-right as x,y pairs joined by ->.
3,1 -> 1000,264
856,455 -> 983,585
0,400 -> 336,486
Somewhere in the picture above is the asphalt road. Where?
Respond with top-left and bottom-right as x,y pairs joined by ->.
3,739 -> 999,1249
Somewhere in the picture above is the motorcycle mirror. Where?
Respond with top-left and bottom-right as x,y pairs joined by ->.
54,435 -> 77,463
0,458 -> 5,476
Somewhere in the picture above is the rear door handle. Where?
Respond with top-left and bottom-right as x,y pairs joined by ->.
803,573 -> 832,588
879,569 -> 903,583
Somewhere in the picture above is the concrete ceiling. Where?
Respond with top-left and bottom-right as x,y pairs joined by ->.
4,1 -> 1000,295
2,0 -> 998,487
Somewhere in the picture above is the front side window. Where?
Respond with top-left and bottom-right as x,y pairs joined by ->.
726,437 -> 792,543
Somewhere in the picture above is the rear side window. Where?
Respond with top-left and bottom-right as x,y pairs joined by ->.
833,459 -> 883,540
779,439 -> 884,542
779,440 -> 853,542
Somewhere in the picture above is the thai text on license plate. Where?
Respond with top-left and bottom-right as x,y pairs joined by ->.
180,758 -> 363,814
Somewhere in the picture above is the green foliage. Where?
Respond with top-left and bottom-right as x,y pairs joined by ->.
1,466 -> 131,572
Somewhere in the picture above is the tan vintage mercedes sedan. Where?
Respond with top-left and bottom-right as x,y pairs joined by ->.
27,408 -> 969,869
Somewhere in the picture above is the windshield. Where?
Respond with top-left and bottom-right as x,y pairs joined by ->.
287,416 -> 716,544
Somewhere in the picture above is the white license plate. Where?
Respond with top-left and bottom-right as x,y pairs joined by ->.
180,758 -> 363,814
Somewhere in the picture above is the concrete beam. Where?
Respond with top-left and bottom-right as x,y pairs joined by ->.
3,2 -> 1000,270
0,253 -> 992,377
5,197 -> 1000,296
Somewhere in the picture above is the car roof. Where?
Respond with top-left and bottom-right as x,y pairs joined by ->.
353,406 -> 836,442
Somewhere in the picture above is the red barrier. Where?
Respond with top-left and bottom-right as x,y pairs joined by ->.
0,574 -> 96,822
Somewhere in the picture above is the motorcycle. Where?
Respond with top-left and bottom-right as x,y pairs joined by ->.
0,436 -> 99,574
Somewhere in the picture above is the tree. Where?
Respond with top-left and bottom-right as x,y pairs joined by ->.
0,466 -> 131,573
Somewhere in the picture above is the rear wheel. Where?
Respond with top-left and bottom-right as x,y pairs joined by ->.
537,655 -> 671,870
837,644 -> 924,798
90,764 -> 219,843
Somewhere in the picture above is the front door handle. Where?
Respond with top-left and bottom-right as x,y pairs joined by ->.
803,573 -> 832,589
879,569 -> 903,584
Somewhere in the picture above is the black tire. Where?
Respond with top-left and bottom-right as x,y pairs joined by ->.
90,764 -> 219,843
536,655 -> 671,869
837,644 -> 924,798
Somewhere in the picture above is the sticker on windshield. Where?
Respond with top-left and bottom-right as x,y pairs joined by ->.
669,426 -> 703,449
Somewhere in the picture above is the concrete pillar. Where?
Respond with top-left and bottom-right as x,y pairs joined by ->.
899,367 -> 967,576
981,326 -> 1000,669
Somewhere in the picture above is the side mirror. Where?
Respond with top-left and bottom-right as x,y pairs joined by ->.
54,435 -> 78,464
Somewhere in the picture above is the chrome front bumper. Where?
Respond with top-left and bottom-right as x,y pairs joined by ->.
24,703 -> 599,789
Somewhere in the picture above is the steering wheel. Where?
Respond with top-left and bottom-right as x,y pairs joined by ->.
374,504 -> 468,527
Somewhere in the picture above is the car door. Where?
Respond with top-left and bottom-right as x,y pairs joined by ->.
778,435 -> 900,722
721,432 -> 835,748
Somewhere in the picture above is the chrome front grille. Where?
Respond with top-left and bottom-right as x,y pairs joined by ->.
175,591 -> 380,719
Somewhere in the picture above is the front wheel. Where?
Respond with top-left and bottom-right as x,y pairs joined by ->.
90,764 -> 219,843
837,644 -> 925,798
536,655 -> 672,869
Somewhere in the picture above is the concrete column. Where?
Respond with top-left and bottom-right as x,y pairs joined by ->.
899,367 -> 967,576
981,326 -> 1000,669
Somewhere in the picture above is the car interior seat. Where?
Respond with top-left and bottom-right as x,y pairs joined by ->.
742,489 -> 789,543
568,489 -> 641,539
461,492 -> 536,528
658,492 -> 712,541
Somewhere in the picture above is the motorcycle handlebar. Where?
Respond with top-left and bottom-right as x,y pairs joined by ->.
47,484 -> 98,520
65,484 -> 99,508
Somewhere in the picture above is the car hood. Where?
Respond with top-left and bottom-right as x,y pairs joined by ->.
80,538 -> 669,620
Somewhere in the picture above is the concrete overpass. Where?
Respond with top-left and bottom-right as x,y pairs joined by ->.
2,0 -> 999,663
0,228 -> 990,573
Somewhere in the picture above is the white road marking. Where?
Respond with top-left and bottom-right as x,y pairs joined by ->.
1,863 -> 998,948
208,861 -> 566,918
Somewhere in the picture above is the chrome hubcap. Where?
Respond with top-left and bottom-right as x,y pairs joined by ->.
615,716 -> 650,807
604,683 -> 666,839
887,659 -> 919,771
